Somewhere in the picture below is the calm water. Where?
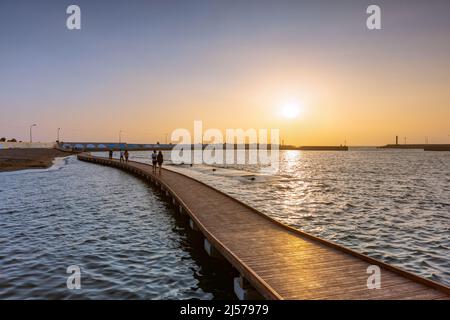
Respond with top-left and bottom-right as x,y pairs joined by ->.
0,156 -> 236,299
0,149 -> 449,299
129,148 -> 450,287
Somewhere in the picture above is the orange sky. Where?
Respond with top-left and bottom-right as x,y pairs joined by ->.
2,1 -> 450,146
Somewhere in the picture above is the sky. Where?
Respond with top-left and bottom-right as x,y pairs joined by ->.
1,0 -> 450,145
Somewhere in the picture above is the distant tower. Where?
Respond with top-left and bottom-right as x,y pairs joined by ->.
396,135 -> 398,145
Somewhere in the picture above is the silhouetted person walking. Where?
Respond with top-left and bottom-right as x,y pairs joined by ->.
151,150 -> 157,173
108,150 -> 113,159
119,150 -> 124,162
157,151 -> 163,174
124,150 -> 129,162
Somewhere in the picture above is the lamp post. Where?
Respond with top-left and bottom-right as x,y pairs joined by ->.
29,124 -> 37,143
57,127 -> 61,142
119,130 -> 123,144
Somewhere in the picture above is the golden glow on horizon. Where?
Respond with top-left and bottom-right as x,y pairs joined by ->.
5,48 -> 450,146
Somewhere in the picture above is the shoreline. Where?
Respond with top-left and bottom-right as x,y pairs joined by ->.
0,148 -> 74,172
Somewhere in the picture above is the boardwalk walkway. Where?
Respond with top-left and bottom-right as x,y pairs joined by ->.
78,154 -> 450,300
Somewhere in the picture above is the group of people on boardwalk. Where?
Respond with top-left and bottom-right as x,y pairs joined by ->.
119,150 -> 129,162
107,149 -> 164,174
108,149 -> 129,162
108,149 -> 130,162
152,150 -> 164,174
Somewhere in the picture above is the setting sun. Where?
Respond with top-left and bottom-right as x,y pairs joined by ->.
281,103 -> 301,119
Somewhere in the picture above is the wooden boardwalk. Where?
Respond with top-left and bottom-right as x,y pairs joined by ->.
78,154 -> 450,300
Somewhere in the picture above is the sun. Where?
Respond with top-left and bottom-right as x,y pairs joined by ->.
281,103 -> 300,119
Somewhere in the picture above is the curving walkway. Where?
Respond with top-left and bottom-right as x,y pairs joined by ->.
78,153 -> 450,300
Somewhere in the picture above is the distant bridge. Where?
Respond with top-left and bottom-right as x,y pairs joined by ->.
57,142 -> 173,152
57,142 -> 283,152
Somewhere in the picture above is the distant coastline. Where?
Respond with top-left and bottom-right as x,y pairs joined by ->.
0,148 -> 73,172
379,144 -> 450,151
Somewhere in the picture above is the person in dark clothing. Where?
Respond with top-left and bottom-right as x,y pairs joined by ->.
108,150 -> 113,159
124,150 -> 129,162
151,150 -> 157,173
157,151 -> 163,174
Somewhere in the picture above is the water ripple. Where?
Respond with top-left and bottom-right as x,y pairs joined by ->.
0,156 -> 235,299
158,149 -> 450,287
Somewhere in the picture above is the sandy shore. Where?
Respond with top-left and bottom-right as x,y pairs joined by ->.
0,148 -> 74,172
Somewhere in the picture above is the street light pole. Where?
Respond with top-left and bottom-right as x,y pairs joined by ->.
119,130 -> 122,144
30,124 -> 37,143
